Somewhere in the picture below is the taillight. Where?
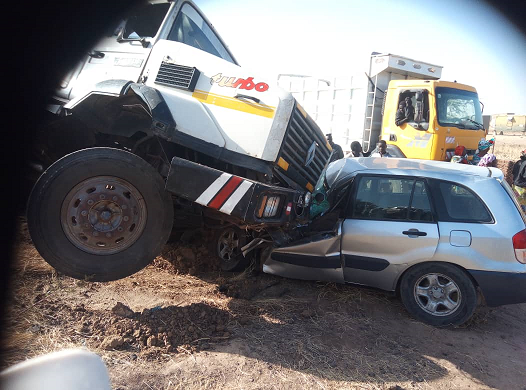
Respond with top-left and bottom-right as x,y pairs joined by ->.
512,229 -> 526,264
256,195 -> 282,218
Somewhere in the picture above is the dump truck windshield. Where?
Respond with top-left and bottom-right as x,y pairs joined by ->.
435,87 -> 484,130
114,3 -> 170,40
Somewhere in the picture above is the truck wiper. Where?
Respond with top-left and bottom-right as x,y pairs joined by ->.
466,118 -> 484,129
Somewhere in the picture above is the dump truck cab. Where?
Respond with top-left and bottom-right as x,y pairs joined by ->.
381,79 -> 486,161
45,0 -> 332,195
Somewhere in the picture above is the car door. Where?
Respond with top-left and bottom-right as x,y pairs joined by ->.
341,175 -> 439,291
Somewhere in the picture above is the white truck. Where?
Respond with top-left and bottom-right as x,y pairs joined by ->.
28,0 -> 332,281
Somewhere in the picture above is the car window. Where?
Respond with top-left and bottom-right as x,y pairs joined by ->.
409,181 -> 433,221
428,180 -> 492,223
168,3 -> 235,64
351,176 -> 433,221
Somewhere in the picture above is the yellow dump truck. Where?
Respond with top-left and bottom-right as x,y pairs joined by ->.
381,79 -> 486,160
278,53 -> 487,161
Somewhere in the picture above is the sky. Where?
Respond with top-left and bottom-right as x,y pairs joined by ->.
196,0 -> 526,115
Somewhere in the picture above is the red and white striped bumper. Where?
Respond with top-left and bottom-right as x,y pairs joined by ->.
165,157 -> 307,225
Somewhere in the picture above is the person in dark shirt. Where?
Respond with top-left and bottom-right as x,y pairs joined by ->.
404,97 -> 415,122
326,133 -> 344,161
512,149 -> 526,212
395,101 -> 408,126
350,141 -> 371,157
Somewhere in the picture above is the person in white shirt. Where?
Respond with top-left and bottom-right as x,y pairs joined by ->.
371,140 -> 392,158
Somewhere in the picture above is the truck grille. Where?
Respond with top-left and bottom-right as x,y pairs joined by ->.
276,103 -> 332,190
155,62 -> 200,92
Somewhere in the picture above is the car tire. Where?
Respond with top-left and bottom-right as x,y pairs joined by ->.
399,262 -> 477,327
211,227 -> 252,272
27,147 -> 174,281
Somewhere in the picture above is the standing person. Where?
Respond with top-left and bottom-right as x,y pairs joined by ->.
512,149 -> 526,212
472,138 -> 496,167
326,133 -> 344,161
371,140 -> 392,158
350,141 -> 371,157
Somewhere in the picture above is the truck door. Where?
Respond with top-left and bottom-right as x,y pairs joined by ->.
63,2 -> 171,100
387,88 -> 434,160
341,176 -> 439,291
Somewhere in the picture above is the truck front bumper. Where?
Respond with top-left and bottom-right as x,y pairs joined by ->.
165,157 -> 308,226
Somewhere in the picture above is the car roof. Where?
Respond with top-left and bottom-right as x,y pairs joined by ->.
325,157 -> 503,188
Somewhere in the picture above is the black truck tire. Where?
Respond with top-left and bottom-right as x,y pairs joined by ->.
27,147 -> 174,281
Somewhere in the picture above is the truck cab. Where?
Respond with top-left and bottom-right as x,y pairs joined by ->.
44,0 -> 332,195
381,79 -> 486,161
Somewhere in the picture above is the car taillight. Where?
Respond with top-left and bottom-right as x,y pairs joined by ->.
512,229 -> 526,264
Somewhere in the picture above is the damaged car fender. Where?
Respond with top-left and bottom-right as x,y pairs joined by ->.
262,221 -> 345,284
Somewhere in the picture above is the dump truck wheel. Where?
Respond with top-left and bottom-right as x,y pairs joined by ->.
212,227 -> 252,272
27,147 -> 173,281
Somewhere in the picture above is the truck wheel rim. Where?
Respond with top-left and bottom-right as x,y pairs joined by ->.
61,176 -> 147,255
413,273 -> 462,317
217,229 -> 240,263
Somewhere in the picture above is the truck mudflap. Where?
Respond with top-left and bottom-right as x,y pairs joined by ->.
166,157 -> 309,226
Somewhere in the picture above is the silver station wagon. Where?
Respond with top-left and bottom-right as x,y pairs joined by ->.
262,158 -> 526,326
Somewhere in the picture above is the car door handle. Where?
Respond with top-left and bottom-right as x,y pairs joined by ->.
402,229 -> 427,237
235,94 -> 260,104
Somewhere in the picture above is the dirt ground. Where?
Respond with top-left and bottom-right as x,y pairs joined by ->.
489,133 -> 525,160
1,220 -> 525,390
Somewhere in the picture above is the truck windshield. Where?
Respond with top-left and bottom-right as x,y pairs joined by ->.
114,3 -> 170,40
435,87 -> 484,130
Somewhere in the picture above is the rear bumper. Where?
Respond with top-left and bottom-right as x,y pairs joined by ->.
165,157 -> 309,226
468,270 -> 526,307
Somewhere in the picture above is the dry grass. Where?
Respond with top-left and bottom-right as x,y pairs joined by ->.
3,220 -> 526,390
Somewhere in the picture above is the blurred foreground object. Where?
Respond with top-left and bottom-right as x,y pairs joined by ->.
0,349 -> 111,390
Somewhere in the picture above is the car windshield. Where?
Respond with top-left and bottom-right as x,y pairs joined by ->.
112,3 -> 170,40
435,87 -> 484,130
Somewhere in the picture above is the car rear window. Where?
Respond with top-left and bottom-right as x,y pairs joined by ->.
428,180 -> 493,223
499,179 -> 526,223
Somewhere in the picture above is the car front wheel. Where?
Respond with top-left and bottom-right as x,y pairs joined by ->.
399,262 -> 478,327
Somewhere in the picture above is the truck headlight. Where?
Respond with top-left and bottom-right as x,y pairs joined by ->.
256,195 -> 282,218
